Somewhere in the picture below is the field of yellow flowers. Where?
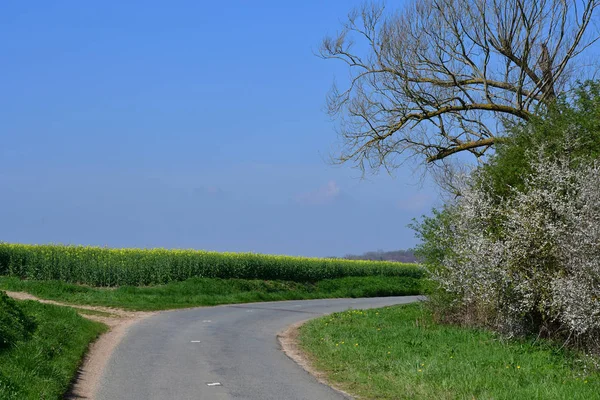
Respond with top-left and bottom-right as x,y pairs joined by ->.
0,243 -> 423,287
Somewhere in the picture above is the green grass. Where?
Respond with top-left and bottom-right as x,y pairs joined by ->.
0,292 -> 35,350
0,275 -> 424,311
298,303 -> 600,400
76,308 -> 116,318
0,299 -> 106,400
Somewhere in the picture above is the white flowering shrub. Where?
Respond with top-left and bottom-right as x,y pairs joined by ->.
419,154 -> 600,348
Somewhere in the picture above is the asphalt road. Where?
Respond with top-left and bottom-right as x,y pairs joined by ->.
97,296 -> 421,400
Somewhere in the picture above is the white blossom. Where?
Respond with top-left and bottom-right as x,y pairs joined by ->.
431,152 -> 600,346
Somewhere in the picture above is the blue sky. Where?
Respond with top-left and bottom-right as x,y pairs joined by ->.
0,0 -> 438,257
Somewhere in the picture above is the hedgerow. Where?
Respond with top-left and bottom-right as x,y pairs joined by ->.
415,154 -> 600,351
0,244 -> 423,287
413,82 -> 600,354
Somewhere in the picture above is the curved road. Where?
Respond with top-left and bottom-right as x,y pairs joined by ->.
97,296 -> 420,400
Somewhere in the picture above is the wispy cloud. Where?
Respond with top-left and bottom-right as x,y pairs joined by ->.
204,186 -> 222,195
296,180 -> 341,205
396,192 -> 433,212
191,185 -> 228,201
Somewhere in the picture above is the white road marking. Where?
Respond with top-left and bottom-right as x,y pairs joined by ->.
206,382 -> 222,386
202,320 -> 212,323
190,340 -> 201,343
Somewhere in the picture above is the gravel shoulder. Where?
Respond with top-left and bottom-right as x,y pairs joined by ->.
278,321 -> 356,399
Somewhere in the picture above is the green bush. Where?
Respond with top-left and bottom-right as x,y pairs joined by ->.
481,80 -> 600,198
0,291 -> 35,350
0,243 -> 424,287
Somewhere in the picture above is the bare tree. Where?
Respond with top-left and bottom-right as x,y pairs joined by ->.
321,0 -> 600,172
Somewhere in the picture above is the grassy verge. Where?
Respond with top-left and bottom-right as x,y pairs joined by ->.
0,275 -> 424,311
0,297 -> 106,399
298,303 -> 600,400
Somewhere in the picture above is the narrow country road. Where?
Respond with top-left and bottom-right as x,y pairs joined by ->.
96,296 -> 421,400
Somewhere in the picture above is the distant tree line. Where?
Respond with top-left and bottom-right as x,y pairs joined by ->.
342,249 -> 417,263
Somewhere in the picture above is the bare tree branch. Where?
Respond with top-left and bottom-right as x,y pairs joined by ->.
321,0 -> 600,172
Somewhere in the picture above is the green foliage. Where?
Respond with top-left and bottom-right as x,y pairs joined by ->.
299,303 -> 600,400
0,243 -> 423,287
410,207 -> 457,275
0,300 -> 106,399
482,80 -> 600,198
0,291 -> 35,350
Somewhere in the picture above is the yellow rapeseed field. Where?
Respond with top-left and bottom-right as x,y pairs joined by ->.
0,243 -> 423,287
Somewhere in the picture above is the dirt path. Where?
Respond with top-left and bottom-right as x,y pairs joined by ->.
5,291 -> 157,400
